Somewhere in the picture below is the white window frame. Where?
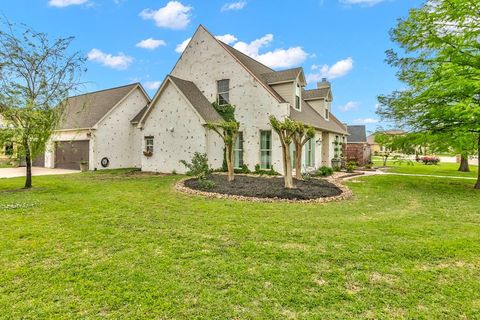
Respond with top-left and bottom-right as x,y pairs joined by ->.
145,137 -> 154,153
217,79 -> 230,105
234,132 -> 244,169
260,130 -> 272,169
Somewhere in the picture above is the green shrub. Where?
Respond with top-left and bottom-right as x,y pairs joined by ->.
180,152 -> 211,179
198,179 -> 216,190
346,161 -> 357,173
234,164 -> 251,174
315,166 -> 334,177
254,164 -> 280,176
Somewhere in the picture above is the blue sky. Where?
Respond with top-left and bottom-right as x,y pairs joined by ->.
2,0 -> 424,133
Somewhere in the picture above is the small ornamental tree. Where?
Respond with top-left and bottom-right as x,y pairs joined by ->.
0,20 -> 85,188
269,116 -> 296,189
292,121 -> 315,180
206,102 -> 238,182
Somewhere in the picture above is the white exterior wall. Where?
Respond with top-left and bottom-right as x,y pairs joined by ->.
141,82 -> 213,174
93,87 -> 147,170
170,28 -> 289,173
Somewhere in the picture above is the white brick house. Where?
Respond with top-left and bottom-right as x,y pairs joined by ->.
136,25 -> 348,174
44,83 -> 150,170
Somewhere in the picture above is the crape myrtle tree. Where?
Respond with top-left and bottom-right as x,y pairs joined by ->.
0,20 -> 85,188
377,0 -> 480,189
292,121 -> 315,180
269,116 -> 296,189
206,102 -> 239,182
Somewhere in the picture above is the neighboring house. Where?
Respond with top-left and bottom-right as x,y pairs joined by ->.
367,129 -> 406,154
44,83 -> 150,170
136,25 -> 348,174
346,125 -> 371,166
0,115 -> 15,161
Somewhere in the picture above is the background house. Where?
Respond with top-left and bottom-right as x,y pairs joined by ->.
137,25 -> 348,174
346,125 -> 371,166
367,129 -> 406,154
44,83 -> 150,170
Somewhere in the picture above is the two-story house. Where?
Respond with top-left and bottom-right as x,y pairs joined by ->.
136,25 -> 348,174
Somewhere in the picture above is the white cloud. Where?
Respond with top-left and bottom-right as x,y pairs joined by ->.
140,1 -> 192,30
87,49 -> 133,70
144,81 -> 161,90
354,118 -> 379,124
339,101 -> 359,112
136,38 -> 167,50
175,33 -> 308,69
221,1 -> 247,12
306,57 -> 354,83
339,0 -> 384,6
175,38 -> 191,53
48,0 -> 88,7
233,34 -> 308,69
215,34 -> 238,45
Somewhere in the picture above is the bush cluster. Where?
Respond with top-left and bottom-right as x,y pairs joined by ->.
420,156 -> 440,165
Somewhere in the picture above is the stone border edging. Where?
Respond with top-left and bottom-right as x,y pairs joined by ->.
174,176 -> 353,204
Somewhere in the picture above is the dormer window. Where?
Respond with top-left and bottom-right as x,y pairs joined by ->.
294,83 -> 301,110
217,79 -> 230,105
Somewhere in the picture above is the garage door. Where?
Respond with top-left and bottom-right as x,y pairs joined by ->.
32,152 -> 45,167
55,140 -> 89,170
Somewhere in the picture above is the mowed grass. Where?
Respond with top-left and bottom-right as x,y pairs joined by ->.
373,157 -> 479,178
1,170 -> 480,319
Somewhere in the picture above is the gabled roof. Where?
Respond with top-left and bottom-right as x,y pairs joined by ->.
138,75 -> 223,126
290,100 -> 347,135
58,83 -> 146,130
347,125 -> 367,143
260,67 -> 305,85
303,88 -> 331,101
130,105 -> 148,124
169,76 -> 223,122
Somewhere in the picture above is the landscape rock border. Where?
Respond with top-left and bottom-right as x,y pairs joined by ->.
174,175 -> 353,204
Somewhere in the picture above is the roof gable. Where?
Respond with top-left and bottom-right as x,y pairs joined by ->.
58,83 -> 143,130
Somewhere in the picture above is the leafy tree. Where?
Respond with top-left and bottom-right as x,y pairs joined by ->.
0,20 -> 84,188
269,116 -> 296,189
377,0 -> 480,188
206,102 -> 238,182
292,121 -> 315,180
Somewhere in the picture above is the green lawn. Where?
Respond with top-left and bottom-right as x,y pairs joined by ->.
1,170 -> 480,319
373,157 -> 479,178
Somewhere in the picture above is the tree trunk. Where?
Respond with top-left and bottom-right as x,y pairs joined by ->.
281,143 -> 295,189
458,153 -> 470,172
475,133 -> 480,190
24,141 -> 32,189
295,143 -> 302,180
226,143 -> 234,182
382,155 -> 388,167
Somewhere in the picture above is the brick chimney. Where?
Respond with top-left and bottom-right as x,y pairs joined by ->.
317,78 -> 331,89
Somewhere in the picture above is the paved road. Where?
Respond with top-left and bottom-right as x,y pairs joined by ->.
0,167 -> 80,179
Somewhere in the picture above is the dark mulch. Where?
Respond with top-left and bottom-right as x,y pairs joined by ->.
184,174 -> 342,200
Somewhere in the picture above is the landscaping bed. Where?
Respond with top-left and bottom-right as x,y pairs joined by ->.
183,174 -> 343,201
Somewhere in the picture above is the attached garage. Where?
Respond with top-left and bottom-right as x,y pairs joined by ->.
32,153 -> 45,167
55,140 -> 89,170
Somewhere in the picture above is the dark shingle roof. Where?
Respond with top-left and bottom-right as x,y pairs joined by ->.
290,100 -> 348,135
260,67 -> 303,84
58,83 -> 139,130
169,76 -> 223,123
131,105 -> 149,124
303,88 -> 330,101
347,125 -> 367,143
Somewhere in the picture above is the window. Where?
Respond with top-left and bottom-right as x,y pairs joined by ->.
4,142 -> 13,156
260,131 -> 272,169
217,79 -> 230,105
145,136 -> 154,153
295,83 -> 301,110
325,108 -> 329,119
305,139 -> 315,167
289,143 -> 296,167
234,132 -> 244,168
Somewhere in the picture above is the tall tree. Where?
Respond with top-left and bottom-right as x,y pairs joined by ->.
377,0 -> 480,188
292,121 -> 315,180
0,20 -> 85,188
206,102 -> 239,182
269,116 -> 296,189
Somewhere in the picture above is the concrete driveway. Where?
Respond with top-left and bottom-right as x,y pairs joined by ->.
0,167 -> 80,179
